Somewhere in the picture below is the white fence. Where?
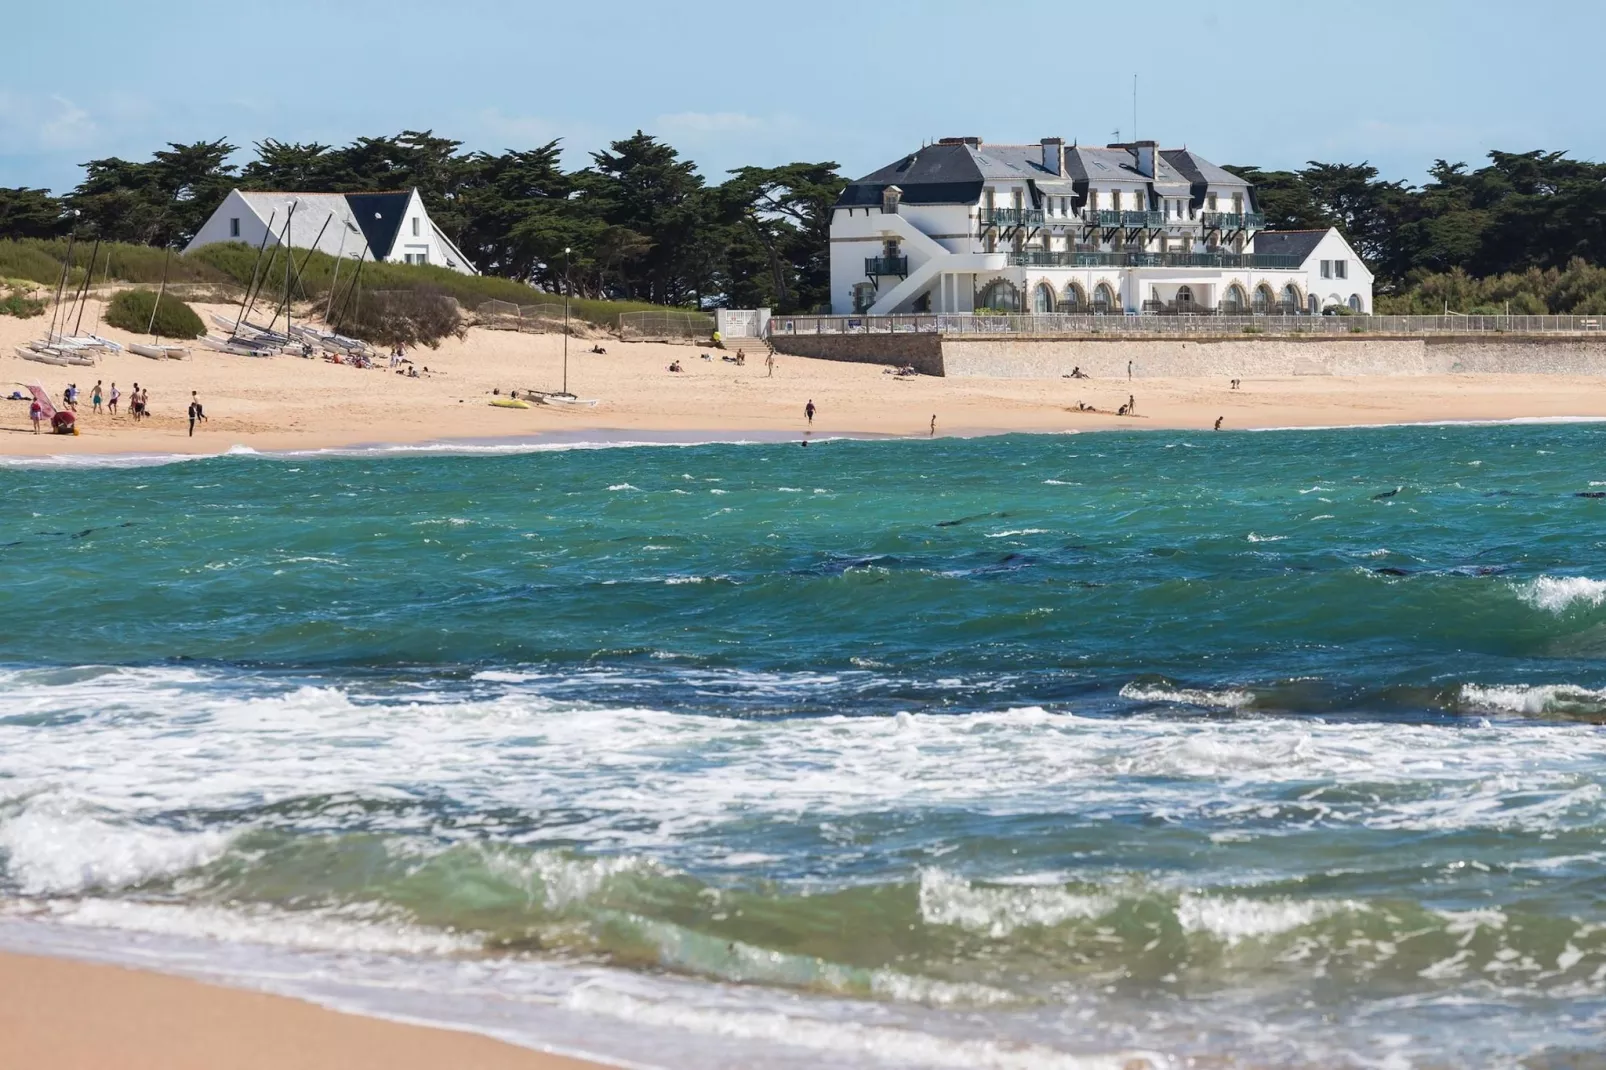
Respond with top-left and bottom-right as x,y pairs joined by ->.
768,314 -> 1606,338
618,310 -> 716,342
476,299 -> 569,332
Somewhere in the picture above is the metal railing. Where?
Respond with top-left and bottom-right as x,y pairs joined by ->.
1122,210 -> 1166,229
1085,210 -> 1122,228
766,313 -> 1606,338
1200,211 -> 1266,231
979,207 -> 1045,227
1009,250 -> 1129,268
864,256 -> 909,276
1006,250 -> 1302,270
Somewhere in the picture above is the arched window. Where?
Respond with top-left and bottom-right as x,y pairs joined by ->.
1252,284 -> 1274,315
1348,293 -> 1364,313
1309,294 -> 1321,315
1176,285 -> 1196,312
977,279 -> 1021,313
1281,283 -> 1302,314
1033,282 -> 1056,314
1062,282 -> 1086,313
1092,282 -> 1115,314
1222,284 -> 1248,314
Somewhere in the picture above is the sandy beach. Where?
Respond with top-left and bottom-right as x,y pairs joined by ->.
0,951 -> 609,1070
7,300 -> 1606,457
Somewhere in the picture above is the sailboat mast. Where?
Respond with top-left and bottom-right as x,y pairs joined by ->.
148,246 -> 173,341
234,209 -> 277,336
70,237 -> 102,337
48,232 -> 77,344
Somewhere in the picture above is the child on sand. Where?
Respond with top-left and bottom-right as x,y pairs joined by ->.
29,399 -> 42,433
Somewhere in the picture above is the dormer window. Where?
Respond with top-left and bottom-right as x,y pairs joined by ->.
1207,193 -> 1218,211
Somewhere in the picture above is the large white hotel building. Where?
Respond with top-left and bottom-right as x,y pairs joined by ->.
829,138 -> 1372,317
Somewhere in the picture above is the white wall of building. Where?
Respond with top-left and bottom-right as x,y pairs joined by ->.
1296,229 -> 1374,313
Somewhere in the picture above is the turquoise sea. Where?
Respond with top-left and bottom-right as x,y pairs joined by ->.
2,425 -> 1605,1068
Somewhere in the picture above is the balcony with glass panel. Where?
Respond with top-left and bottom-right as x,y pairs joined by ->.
1200,212 -> 1267,231
978,207 -> 1045,228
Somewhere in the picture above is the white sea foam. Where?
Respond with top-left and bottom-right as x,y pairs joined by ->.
1118,682 -> 1254,709
0,807 -> 233,895
1461,683 -> 1606,717
986,529 -> 1050,538
918,869 -> 1112,937
607,483 -> 639,491
563,984 -> 1151,1070
25,899 -> 476,956
1246,533 -> 1287,543
1175,894 -> 1349,944
1515,575 -> 1606,613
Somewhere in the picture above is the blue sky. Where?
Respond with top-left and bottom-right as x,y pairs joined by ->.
4,0 -> 1603,193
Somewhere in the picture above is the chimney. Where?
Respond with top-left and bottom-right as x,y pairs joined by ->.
881,184 -> 903,215
1041,137 -> 1064,176
1134,140 -> 1157,178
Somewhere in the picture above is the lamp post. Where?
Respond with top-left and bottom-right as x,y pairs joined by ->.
561,246 -> 571,396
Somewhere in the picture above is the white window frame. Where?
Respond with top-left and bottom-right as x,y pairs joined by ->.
1321,260 -> 1332,279
1335,260 -> 1348,279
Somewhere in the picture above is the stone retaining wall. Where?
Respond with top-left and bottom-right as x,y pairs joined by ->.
768,333 -> 944,377
769,332 -> 1606,379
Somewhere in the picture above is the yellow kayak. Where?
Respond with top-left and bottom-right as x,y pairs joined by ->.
490,398 -> 531,409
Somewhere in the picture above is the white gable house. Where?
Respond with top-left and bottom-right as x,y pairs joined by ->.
186,187 -> 478,275
829,137 -> 1373,317
1251,229 -> 1373,314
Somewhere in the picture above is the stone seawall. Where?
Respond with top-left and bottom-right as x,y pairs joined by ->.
769,332 -> 1606,379
769,333 -> 944,377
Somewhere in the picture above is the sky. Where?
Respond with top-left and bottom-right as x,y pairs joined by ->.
4,0 -> 1604,194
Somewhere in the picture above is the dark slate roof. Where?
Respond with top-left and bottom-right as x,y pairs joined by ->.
344,191 -> 412,259
836,144 -> 986,207
838,143 -> 1254,208
1161,150 -> 1249,188
1252,229 -> 1329,262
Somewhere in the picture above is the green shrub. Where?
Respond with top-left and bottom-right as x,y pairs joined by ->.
340,288 -> 465,349
104,289 -> 206,338
0,281 -> 45,318
188,241 -> 670,330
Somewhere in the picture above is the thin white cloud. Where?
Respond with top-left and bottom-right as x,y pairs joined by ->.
0,90 -> 98,152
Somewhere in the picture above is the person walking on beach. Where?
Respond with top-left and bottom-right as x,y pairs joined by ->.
92,381 -> 103,414
108,383 -> 119,416
1128,394 -> 1136,415
188,391 -> 206,437
766,352 -> 775,377
930,414 -> 937,437
1127,360 -> 1133,380
129,383 -> 139,422
805,400 -> 816,426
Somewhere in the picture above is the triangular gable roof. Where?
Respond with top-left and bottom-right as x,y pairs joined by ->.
343,191 -> 413,260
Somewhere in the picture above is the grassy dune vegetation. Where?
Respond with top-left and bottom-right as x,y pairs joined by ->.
0,238 -> 669,329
